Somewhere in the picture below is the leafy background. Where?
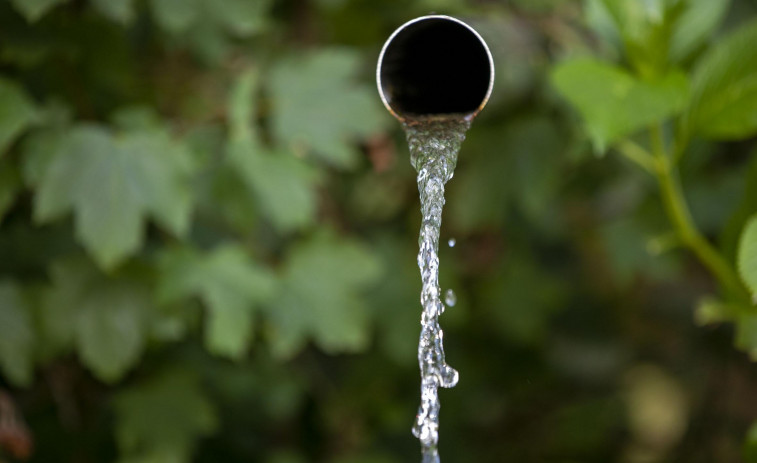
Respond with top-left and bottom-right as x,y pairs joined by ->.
1,0 -> 757,462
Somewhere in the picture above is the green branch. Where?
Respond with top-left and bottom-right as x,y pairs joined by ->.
615,139 -> 657,174
617,128 -> 750,303
648,126 -> 750,303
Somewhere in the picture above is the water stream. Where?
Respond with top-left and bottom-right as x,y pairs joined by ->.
403,114 -> 471,463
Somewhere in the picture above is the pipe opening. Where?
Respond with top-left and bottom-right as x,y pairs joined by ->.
377,16 -> 494,119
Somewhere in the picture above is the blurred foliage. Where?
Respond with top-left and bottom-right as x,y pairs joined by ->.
1,0 -> 757,462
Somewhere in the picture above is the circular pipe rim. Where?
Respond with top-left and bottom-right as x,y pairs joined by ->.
376,15 -> 495,121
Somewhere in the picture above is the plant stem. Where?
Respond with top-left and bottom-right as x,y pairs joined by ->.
616,140 -> 656,174
648,127 -> 750,303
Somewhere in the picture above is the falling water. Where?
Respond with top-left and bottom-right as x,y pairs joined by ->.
403,114 -> 471,463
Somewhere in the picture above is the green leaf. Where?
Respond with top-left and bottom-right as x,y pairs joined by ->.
34,125 -> 194,269
76,283 -> 149,382
38,260 -> 93,357
8,0 -> 68,22
737,214 -> 757,301
586,0 -> 728,68
682,19 -> 757,140
267,232 -> 382,358
110,106 -> 164,131
585,0 -> 622,54
230,145 -> 320,232
551,57 -> 689,152
669,0 -> 730,63
89,0 -> 134,23
207,0 -> 271,37
0,281 -> 35,386
41,258 -> 151,382
0,159 -> 21,224
113,370 -> 217,463
226,68 -> 320,232
20,128 -> 66,188
206,166 -> 260,233
158,245 -> 276,359
149,0 -> 202,33
598,0 -> 685,76
270,49 -> 388,168
0,78 -> 36,157
736,313 -> 757,360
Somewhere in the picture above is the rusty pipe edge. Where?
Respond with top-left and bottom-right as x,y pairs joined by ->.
377,15 -> 494,121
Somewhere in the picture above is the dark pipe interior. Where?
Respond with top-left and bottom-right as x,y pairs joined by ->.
379,18 -> 492,117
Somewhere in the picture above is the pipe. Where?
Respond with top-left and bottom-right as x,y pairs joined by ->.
377,15 -> 494,121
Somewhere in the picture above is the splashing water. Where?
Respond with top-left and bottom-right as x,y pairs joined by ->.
402,114 -> 471,463
448,238 -> 456,248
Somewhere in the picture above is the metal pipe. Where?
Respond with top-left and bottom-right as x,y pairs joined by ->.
377,15 -> 494,121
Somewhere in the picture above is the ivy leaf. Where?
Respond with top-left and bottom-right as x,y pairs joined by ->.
8,0 -> 68,22
206,166 -> 260,233
226,69 -> 320,232
76,283 -> 149,382
270,49 -> 388,168
89,0 -> 134,23
33,125 -> 194,270
0,281 -> 35,386
551,57 -> 689,153
113,370 -> 218,463
0,78 -> 36,157
267,232 -> 382,358
149,0 -> 202,33
0,159 -> 21,224
38,260 -> 93,357
682,19 -> 757,141
158,245 -> 277,359
21,128 -> 66,188
41,259 -> 151,382
229,143 -> 320,232
737,214 -> 757,301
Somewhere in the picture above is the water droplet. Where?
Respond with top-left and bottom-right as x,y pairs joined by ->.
440,365 -> 459,388
448,238 -> 456,247
444,289 -> 456,307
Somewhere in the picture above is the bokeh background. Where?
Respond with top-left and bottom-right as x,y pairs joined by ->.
2,0 -> 757,462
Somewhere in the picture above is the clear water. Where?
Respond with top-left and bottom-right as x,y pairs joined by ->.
402,114 -> 471,463
444,289 -> 457,308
